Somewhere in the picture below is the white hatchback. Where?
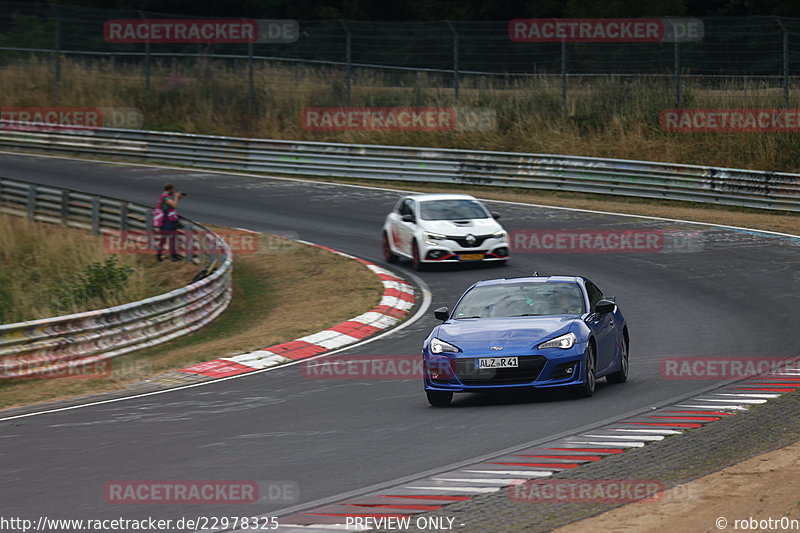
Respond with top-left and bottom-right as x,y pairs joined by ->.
381,193 -> 510,270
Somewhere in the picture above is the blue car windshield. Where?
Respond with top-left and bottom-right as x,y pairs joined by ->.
419,200 -> 490,221
453,282 -> 585,318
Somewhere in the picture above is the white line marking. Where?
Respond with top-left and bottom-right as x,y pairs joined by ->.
567,440 -> 645,447
583,434 -> 664,441
463,470 -> 553,477
676,404 -> 747,410
693,398 -> 767,404
431,477 -> 524,485
610,429 -> 683,435
714,393 -> 781,398
404,486 -> 500,493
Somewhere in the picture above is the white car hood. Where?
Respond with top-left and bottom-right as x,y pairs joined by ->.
418,218 -> 503,236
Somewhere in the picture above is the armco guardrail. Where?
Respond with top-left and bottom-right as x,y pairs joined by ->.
0,123 -> 798,212
0,177 -> 232,378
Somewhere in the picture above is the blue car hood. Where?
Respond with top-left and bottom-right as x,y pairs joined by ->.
435,316 -> 578,353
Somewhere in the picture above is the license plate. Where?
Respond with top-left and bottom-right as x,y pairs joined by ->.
477,357 -> 518,369
460,253 -> 485,261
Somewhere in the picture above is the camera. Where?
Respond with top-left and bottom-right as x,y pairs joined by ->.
177,191 -> 187,198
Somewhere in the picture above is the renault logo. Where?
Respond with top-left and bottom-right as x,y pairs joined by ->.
466,234 -> 477,246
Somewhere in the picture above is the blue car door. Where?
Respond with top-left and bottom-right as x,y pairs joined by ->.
585,282 -> 616,372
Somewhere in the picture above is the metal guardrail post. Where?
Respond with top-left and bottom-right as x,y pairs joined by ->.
120,202 -> 129,231
60,189 -> 69,225
90,197 -> 100,235
26,185 -> 36,220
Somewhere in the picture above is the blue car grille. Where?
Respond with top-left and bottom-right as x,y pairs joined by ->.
453,356 -> 546,386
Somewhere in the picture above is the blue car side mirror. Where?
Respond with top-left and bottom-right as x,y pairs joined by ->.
594,299 -> 615,314
434,307 -> 449,321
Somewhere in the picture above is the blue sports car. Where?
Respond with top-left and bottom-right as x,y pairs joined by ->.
422,275 -> 629,406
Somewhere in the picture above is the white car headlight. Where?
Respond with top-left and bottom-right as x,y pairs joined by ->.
538,332 -> 577,350
492,230 -> 508,241
430,337 -> 460,354
423,231 -> 448,245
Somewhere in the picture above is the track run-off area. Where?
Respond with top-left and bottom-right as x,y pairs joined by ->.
1,151 -> 799,530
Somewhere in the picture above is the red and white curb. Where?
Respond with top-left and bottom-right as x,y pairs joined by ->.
271,365 -> 800,532
178,243 -> 415,380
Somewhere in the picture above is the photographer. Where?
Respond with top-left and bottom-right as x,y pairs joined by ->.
154,183 -> 186,262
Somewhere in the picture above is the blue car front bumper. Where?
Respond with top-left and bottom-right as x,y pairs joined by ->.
423,345 -> 589,392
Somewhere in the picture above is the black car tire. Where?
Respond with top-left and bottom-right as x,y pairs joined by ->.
411,241 -> 426,271
606,335 -> 629,384
382,232 -> 398,263
576,343 -> 596,398
426,390 -> 453,407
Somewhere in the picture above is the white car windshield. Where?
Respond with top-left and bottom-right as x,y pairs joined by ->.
453,282 -> 585,318
419,199 -> 490,221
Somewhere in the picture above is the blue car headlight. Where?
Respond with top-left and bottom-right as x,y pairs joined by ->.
538,332 -> 577,350
430,337 -> 461,354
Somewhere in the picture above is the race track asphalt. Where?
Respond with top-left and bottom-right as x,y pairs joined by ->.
1,152 -> 798,524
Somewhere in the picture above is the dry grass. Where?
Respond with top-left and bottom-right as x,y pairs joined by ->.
0,214 -> 197,323
0,236 -> 384,409
4,57 -> 800,173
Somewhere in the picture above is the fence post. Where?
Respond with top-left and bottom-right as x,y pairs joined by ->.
340,20 -> 352,108
446,20 -> 459,101
561,40 -> 567,112
674,40 -> 681,106
777,17 -> 789,108
50,5 -> 61,103
248,41 -> 254,116
139,10 -> 151,99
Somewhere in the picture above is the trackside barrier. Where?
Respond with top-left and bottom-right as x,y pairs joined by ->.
0,122 -> 798,211
0,177 -> 232,378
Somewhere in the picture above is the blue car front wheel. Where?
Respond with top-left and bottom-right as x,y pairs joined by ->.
576,343 -> 596,398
